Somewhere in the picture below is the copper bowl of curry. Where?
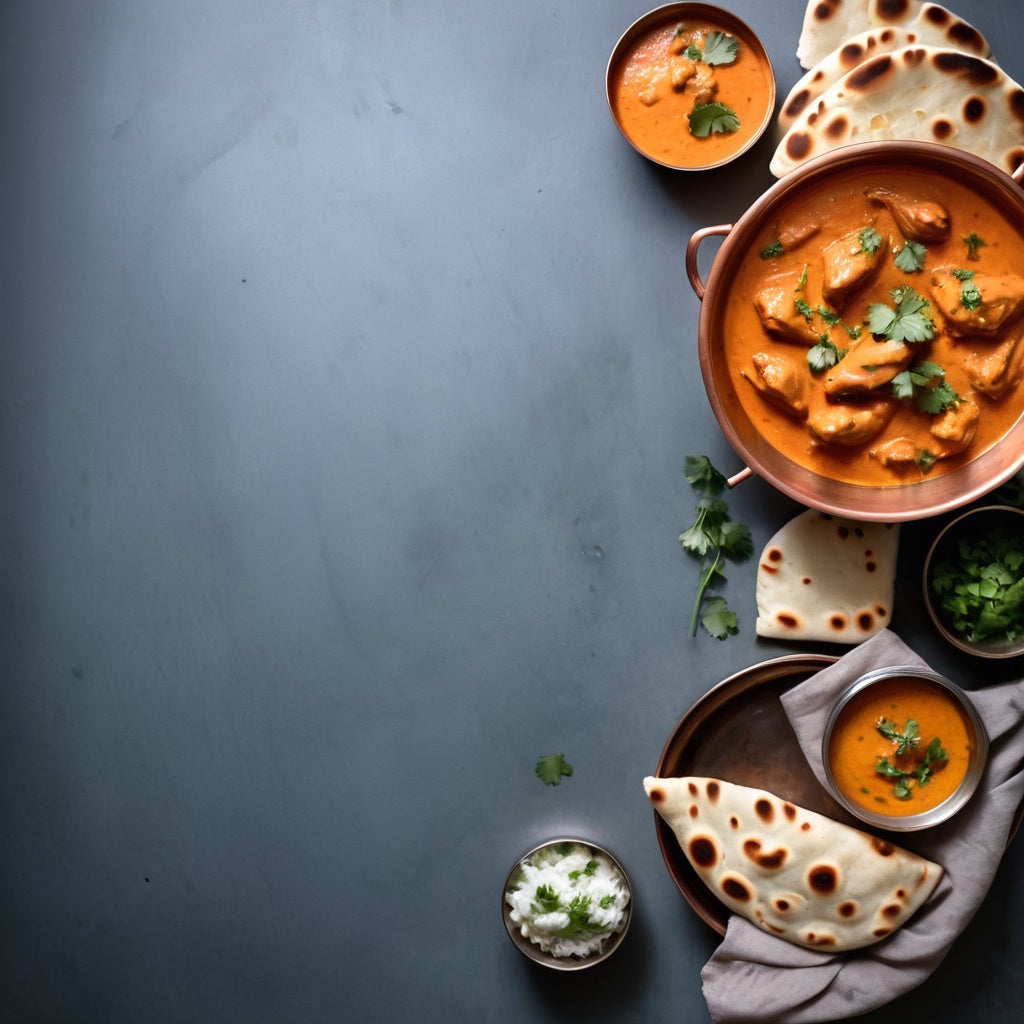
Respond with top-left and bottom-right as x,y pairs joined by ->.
686,140 -> 1024,521
606,3 -> 775,171
822,666 -> 988,831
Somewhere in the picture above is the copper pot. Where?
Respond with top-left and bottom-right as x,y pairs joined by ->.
686,141 -> 1024,522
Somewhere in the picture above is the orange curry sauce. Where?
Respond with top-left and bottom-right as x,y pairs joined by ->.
723,166 -> 1024,486
827,676 -> 974,816
609,16 -> 773,168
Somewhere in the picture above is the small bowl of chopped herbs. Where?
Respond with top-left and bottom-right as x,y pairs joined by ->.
923,505 -> 1024,659
502,838 -> 632,970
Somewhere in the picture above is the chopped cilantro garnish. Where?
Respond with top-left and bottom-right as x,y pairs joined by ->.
688,102 -> 740,137
760,239 -> 784,259
859,226 -> 884,254
915,449 -> 938,473
963,232 -> 987,261
931,529 -> 1024,644
794,297 -> 814,320
535,753 -> 573,785
951,269 -> 982,310
894,239 -> 927,272
701,31 -> 740,66
890,360 -> 960,413
684,43 -> 702,60
807,337 -> 847,374
874,719 -> 947,801
865,285 -> 936,343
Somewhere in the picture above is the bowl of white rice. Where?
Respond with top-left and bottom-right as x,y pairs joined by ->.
502,838 -> 632,970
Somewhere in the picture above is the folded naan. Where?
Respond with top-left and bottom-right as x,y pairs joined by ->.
771,47 -> 1024,178
780,23 -> 990,132
645,776 -> 943,951
755,510 -> 898,643
796,0 -> 991,71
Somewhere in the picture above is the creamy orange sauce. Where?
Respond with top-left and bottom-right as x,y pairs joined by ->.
723,166 -> 1024,486
828,677 -> 974,816
610,16 -> 773,168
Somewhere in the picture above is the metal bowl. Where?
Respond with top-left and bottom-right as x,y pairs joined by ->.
606,3 -> 775,171
923,504 -> 1024,658
685,140 -> 1024,521
821,666 -> 988,831
501,837 -> 632,970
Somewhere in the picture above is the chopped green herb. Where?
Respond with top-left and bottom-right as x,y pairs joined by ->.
915,449 -> 938,473
890,360 -> 960,413
688,101 -> 740,137
859,226 -> 884,254
795,296 -> 814,320
877,717 -> 920,757
894,239 -> 927,272
679,456 -> 752,639
875,726 -> 948,801
701,31 -> 740,66
535,753 -> 573,786
950,269 -> 982,311
963,232 -> 987,261
865,285 -> 937,343
684,43 -> 702,60
816,305 -> 862,338
930,530 -> 1024,644
807,337 -> 847,374
760,239 -> 784,259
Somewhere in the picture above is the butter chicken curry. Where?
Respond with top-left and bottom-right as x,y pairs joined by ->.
724,166 -> 1024,486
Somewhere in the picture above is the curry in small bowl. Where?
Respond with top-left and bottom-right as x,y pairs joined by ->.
822,666 -> 988,831
606,3 -> 775,170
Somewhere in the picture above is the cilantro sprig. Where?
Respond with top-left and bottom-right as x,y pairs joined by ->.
963,232 -> 987,261
890,360 -> 961,413
865,285 -> 937,343
951,267 -> 982,310
679,456 -> 752,639
894,238 -> 927,273
874,718 -> 948,801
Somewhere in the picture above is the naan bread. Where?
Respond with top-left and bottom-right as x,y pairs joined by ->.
796,0 -> 991,71
780,24 -> 989,132
755,510 -> 898,643
645,776 -> 943,951
771,47 -> 1024,178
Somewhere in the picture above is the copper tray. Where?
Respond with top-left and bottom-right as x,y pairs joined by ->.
653,654 -> 846,936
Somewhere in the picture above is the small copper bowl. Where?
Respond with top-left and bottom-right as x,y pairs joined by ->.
606,3 -> 775,171
923,504 -> 1024,659
501,837 -> 632,971
821,666 -> 988,831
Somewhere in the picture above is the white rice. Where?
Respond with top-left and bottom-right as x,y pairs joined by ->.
505,841 -> 630,958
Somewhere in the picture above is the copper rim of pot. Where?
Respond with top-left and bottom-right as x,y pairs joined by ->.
685,140 -> 1024,522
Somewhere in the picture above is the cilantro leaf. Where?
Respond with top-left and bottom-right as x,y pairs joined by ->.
700,595 -> 739,640
535,753 -> 573,786
890,360 -> 960,413
701,31 -> 740,66
688,101 -> 740,137
684,43 -> 702,60
760,239 -> 784,259
859,226 -> 883,254
683,454 -> 727,496
533,884 -> 561,913
865,285 -> 936,343
807,337 -> 847,374
963,232 -> 987,260
894,239 -> 927,272
877,717 -> 919,757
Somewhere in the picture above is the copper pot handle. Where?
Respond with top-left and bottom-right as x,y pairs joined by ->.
685,224 -> 733,299
1015,162 -> 1024,186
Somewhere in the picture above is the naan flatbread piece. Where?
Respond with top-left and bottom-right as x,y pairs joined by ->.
780,24 -> 991,132
796,0 -> 991,71
645,776 -> 943,951
755,510 -> 898,643
771,47 -> 1024,178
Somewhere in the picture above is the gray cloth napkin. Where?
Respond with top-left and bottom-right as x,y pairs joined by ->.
701,629 -> 1024,1024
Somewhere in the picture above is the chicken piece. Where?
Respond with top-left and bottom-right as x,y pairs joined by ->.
960,327 -> 1024,399
777,221 -> 821,251
753,273 -> 820,345
669,55 -> 717,104
808,394 -> 895,446
822,336 -> 914,398
867,188 -> 951,243
821,227 -> 887,308
929,395 -> 980,455
930,268 -> 1024,337
741,351 -> 809,418
869,436 -> 920,467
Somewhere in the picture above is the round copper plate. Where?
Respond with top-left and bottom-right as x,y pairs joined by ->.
653,654 -> 842,935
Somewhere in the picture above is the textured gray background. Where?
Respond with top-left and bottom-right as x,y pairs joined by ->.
2,1 -> 1022,1021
